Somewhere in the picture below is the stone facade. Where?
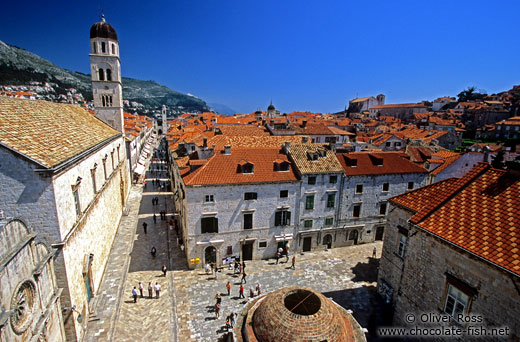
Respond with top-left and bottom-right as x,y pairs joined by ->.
0,135 -> 130,341
0,218 -> 66,342
338,172 -> 427,248
184,181 -> 300,269
378,204 -> 520,340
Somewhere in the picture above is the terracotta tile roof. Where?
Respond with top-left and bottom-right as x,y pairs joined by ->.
289,144 -> 345,174
337,152 -> 428,176
292,123 -> 334,135
215,124 -> 270,136
406,146 -> 435,164
390,163 -> 520,276
207,135 -> 306,151
183,148 -> 298,185
0,96 -> 120,168
350,96 -> 373,103
429,154 -> 462,176
371,103 -> 426,109
497,116 -> 520,126
327,126 -> 355,135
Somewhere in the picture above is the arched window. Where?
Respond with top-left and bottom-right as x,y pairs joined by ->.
92,42 -> 97,53
106,69 -> 112,81
101,42 -> 106,53
98,68 -> 104,81
111,44 -> 115,54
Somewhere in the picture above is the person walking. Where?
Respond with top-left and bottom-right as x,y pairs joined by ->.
242,261 -> 246,274
215,267 -> 219,280
241,271 -> 247,284
205,263 -> 211,274
142,222 -> 148,234
249,288 -> 255,298
226,281 -> 231,296
372,247 -> 377,258
215,303 -> 221,318
256,283 -> 262,296
286,250 -> 290,263
234,261 -> 240,274
154,282 -> 161,298
132,286 -> 138,303
162,264 -> 167,277
275,251 -> 280,264
291,255 -> 296,269
215,292 -> 222,306
138,282 -> 144,298
230,312 -> 235,327
148,282 -> 153,298
153,213 -> 157,224
239,284 -> 245,299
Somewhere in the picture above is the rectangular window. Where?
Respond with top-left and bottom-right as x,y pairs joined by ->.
111,151 -> 115,169
116,146 -> 120,163
327,193 -> 336,208
305,195 -> 315,210
444,285 -> 469,319
243,213 -> 253,230
259,241 -> 267,248
244,192 -> 258,200
91,169 -> 97,194
73,189 -> 81,217
102,159 -> 107,180
408,182 -> 414,190
397,233 -> 407,257
382,183 -> 389,192
386,142 -> 391,147
356,184 -> 363,194
329,175 -> 337,184
304,219 -> 313,228
353,204 -> 361,218
275,210 -> 291,226
201,217 -> 218,234
379,202 -> 387,215
325,217 -> 333,226
227,246 -> 233,255
308,176 -> 316,185
280,190 -> 288,198
204,195 -> 214,203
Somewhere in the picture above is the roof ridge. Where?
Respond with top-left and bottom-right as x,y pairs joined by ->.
411,162 -> 491,223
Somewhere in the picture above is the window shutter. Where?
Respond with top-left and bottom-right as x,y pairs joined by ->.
275,212 -> 281,226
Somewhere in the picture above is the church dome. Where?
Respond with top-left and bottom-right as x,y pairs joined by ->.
249,287 -> 360,342
267,101 -> 275,111
90,15 -> 118,40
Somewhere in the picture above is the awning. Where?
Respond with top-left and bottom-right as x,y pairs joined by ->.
134,164 -> 145,175
240,238 -> 257,243
275,234 -> 293,241
196,239 -> 225,245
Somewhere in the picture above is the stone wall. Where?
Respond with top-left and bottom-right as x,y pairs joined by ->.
185,181 -> 300,268
378,204 -> 520,340
0,218 -> 65,342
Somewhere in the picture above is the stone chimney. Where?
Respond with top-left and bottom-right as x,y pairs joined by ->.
203,138 -> 208,148
224,145 -> 231,155
283,141 -> 291,154
483,145 -> 490,163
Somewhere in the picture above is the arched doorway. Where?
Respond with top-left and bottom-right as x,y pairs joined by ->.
204,246 -> 216,265
349,230 -> 359,245
323,234 -> 332,249
375,226 -> 385,241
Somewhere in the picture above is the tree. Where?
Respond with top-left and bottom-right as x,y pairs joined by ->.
457,86 -> 487,102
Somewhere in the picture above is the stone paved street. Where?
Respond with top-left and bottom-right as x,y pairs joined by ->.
85,144 -> 383,342
174,242 -> 382,342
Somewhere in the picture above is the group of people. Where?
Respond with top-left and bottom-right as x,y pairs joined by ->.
275,247 -> 296,269
132,281 -> 162,302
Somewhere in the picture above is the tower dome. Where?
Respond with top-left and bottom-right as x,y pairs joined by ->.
90,14 -> 118,41
267,101 -> 275,111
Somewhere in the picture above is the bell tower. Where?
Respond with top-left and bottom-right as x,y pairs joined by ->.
89,14 -> 124,133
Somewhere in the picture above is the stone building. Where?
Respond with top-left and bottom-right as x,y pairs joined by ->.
377,162 -> 520,340
336,152 -> 428,247
348,94 -> 385,113
368,103 -> 427,120
287,144 -> 344,252
0,96 -> 130,341
236,286 -> 366,342
0,218 -> 66,342
180,145 -> 300,269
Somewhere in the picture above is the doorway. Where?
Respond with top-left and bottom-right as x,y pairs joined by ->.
242,242 -> 253,261
323,234 -> 332,249
204,246 -> 216,265
375,226 -> 385,241
303,237 -> 312,252
349,230 -> 359,245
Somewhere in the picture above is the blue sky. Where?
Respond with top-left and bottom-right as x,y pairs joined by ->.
1,1 -> 519,113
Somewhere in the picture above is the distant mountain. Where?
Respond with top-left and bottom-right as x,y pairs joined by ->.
208,102 -> 237,116
0,41 -> 211,116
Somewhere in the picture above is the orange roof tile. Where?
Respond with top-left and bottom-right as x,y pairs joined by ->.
390,163 -> 520,276
183,148 -> 298,185
337,152 -> 428,176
